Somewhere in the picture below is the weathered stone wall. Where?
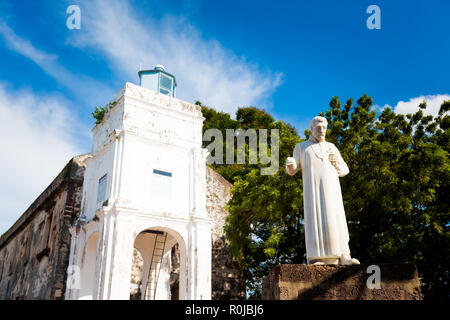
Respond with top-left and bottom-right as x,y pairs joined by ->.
262,264 -> 422,300
0,155 -> 89,300
206,167 -> 246,300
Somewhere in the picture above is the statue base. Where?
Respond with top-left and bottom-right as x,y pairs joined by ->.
262,264 -> 422,300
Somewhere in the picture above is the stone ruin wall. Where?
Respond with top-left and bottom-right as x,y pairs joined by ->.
0,155 -> 88,299
206,166 -> 246,300
262,264 -> 422,300
0,156 -> 245,300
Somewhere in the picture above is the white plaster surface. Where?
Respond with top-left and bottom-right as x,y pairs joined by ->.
66,83 -> 212,300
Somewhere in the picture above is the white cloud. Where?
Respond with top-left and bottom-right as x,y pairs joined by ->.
0,19 -> 113,105
393,94 -> 450,117
69,0 -> 282,115
0,84 -> 86,234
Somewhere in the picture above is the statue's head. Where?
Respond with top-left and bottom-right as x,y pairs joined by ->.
310,116 -> 328,142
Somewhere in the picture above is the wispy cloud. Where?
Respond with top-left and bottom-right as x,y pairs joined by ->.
392,94 -> 450,117
69,0 -> 282,115
0,18 -> 113,105
0,83 -> 86,234
372,103 -> 390,113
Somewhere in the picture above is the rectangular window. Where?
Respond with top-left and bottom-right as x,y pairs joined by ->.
159,73 -> 173,96
152,169 -> 172,202
97,174 -> 107,203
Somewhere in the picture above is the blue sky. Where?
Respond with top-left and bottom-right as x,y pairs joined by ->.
0,0 -> 449,234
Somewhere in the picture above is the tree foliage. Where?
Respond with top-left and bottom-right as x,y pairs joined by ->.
200,97 -> 449,300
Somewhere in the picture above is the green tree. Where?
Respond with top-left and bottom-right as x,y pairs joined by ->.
201,96 -> 449,300
224,119 -> 304,298
323,96 -> 449,300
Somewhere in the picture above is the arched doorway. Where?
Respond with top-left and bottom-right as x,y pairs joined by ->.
79,232 -> 98,300
130,227 -> 184,300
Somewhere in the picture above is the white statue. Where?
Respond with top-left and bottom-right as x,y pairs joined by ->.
286,116 -> 360,265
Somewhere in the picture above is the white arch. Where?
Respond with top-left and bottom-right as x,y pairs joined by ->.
132,226 -> 186,300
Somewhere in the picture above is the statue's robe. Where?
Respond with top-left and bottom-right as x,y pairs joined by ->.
286,136 -> 351,263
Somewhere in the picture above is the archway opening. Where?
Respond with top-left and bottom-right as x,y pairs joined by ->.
130,228 -> 182,300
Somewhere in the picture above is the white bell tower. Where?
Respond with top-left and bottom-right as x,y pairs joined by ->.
66,67 -> 212,300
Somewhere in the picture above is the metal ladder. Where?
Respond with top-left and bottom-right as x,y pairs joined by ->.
143,230 -> 168,300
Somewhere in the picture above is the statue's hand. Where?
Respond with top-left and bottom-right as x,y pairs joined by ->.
286,157 -> 296,169
286,157 -> 298,175
327,149 -> 338,166
327,146 -> 350,177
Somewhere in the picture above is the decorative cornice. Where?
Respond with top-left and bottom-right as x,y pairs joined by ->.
122,82 -> 202,118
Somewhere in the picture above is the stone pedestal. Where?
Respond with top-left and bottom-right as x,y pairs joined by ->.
262,264 -> 422,300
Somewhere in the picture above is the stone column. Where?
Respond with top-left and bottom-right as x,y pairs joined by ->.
106,212 -> 135,300
185,218 -> 212,300
195,219 -> 212,300
191,148 -> 209,218
187,147 -> 212,299
65,226 -> 80,300
94,209 -> 115,300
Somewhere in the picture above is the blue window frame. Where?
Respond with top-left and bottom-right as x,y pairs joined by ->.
97,174 -> 107,203
159,73 -> 173,96
153,169 -> 172,177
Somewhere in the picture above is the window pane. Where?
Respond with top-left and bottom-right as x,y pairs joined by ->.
160,74 -> 172,90
152,169 -> 172,203
97,174 -> 107,203
159,87 -> 170,95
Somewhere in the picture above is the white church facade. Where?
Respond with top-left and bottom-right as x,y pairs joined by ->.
0,67 -> 245,300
